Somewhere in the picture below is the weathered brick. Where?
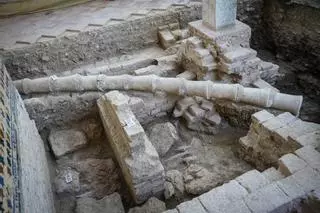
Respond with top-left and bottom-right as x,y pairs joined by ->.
278,153 -> 308,176
235,170 -> 270,193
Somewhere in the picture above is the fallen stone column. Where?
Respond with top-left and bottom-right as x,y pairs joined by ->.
15,74 -> 303,115
97,91 -> 165,204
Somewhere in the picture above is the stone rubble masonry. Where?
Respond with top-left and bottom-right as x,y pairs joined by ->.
188,19 -> 281,86
238,110 -> 320,170
173,96 -> 222,134
158,22 -> 189,50
164,147 -> 320,213
97,91 -> 165,204
1,4 -> 202,80
163,109 -> 320,213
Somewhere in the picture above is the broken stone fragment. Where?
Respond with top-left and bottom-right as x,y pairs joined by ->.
128,197 -> 166,213
49,129 -> 87,158
166,170 -> 185,199
76,193 -> 125,213
183,164 -> 217,195
164,181 -> 175,200
148,122 -> 179,156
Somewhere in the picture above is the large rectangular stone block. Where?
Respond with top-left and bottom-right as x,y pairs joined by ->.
203,0 -> 237,30
97,91 -> 165,204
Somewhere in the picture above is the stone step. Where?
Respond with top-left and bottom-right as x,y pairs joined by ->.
262,167 -> 285,182
235,170 -> 271,193
222,47 -> 257,64
198,180 -> 249,213
295,146 -> 320,171
278,153 -> 308,177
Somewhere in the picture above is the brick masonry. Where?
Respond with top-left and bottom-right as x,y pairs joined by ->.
163,110 -> 320,213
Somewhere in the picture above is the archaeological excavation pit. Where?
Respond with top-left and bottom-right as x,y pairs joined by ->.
0,0 -> 320,213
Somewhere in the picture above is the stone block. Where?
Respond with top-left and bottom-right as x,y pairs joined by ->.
189,105 -> 206,118
262,167 -> 284,182
76,193 -> 124,213
199,180 -> 248,213
251,110 -> 274,125
287,120 -> 320,142
173,97 -> 197,117
148,122 -> 179,156
159,29 -> 176,49
205,114 -> 221,126
235,170 -> 270,193
189,20 -> 251,52
176,198 -> 206,213
186,37 -> 202,49
291,130 -> 320,148
49,129 -> 87,158
200,100 -> 214,111
295,146 -> 320,171
222,48 -> 256,64
176,70 -> 196,80
244,183 -> 291,213
278,153 -> 308,176
291,167 -> 320,193
276,175 -> 306,201
202,0 -> 237,30
97,91 -> 165,204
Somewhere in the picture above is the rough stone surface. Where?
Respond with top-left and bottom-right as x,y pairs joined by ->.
199,180 -> 249,213
165,170 -> 185,199
48,129 -> 88,158
54,168 -> 81,195
295,146 -> 320,171
128,197 -> 166,213
97,91 -> 165,203
235,170 -> 270,193
183,164 -> 217,195
148,122 -> 179,156
76,193 -> 125,213
74,158 -> 120,199
278,153 -> 308,176
176,198 -> 207,213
